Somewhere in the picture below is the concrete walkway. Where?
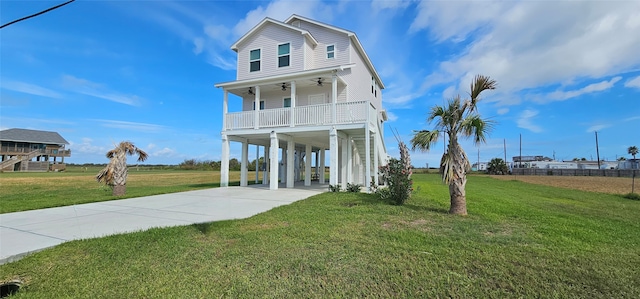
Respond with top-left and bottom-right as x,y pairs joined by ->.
0,184 -> 326,264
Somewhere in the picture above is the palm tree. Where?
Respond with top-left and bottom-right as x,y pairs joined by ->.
96,141 -> 148,196
411,75 -> 496,215
629,146 -> 638,169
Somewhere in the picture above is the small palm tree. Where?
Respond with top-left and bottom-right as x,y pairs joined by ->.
96,141 -> 148,196
411,75 -> 496,215
629,146 -> 638,169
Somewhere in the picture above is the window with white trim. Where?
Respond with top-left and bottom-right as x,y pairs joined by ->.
250,49 -> 261,72
326,44 -> 335,59
278,43 -> 290,67
283,97 -> 291,108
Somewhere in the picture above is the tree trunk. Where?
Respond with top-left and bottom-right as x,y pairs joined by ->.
111,151 -> 128,196
112,184 -> 126,196
448,138 -> 468,215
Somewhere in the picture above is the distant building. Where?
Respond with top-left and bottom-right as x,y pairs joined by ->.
0,128 -> 71,172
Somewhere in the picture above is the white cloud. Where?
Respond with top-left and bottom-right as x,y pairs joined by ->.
70,138 -> 107,155
542,77 -> 622,102
386,111 -> 398,122
517,109 -> 542,133
415,1 -> 640,106
497,108 -> 509,115
152,147 -> 177,157
93,120 -> 167,133
372,0 -> 412,12
1,80 -> 62,98
232,0 -> 328,37
62,75 -> 142,106
624,75 -> 640,89
586,123 -> 611,133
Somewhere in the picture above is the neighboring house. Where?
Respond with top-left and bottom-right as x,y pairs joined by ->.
0,128 -> 71,172
215,15 -> 388,191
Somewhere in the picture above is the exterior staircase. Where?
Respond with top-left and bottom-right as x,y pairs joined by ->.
0,150 -> 41,172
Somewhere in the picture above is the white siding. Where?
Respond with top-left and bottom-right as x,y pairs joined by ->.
240,84 -> 347,112
295,21 -> 350,68
236,24 -> 305,81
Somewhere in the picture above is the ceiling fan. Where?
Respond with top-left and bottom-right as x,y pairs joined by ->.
312,77 -> 324,86
243,87 -> 254,95
276,82 -> 290,91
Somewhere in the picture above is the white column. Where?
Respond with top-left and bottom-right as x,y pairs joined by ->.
286,139 -> 295,188
240,140 -> 248,187
221,134 -> 230,187
305,144 -> 312,186
270,131 -> 279,190
263,145 -> 269,185
365,129 -> 371,192
255,145 -> 260,184
331,73 -> 337,124
341,136 -> 348,190
315,150 -> 319,180
374,133 -> 379,187
330,127 -> 339,186
347,137 -> 353,185
222,89 -> 228,131
290,80 -> 296,127
319,149 -> 325,184
254,86 -> 261,129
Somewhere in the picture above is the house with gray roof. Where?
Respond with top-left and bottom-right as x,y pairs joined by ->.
0,128 -> 71,172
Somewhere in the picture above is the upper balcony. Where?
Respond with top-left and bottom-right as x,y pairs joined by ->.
224,100 -> 378,131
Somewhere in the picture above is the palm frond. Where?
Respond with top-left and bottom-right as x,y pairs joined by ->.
135,148 -> 149,162
460,115 -> 494,145
410,130 -> 440,152
440,151 -> 453,184
467,75 -> 496,112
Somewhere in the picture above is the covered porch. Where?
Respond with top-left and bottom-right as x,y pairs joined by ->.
219,125 -> 381,192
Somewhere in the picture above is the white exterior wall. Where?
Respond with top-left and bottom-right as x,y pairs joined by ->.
241,85 -> 347,111
295,21 -> 351,68
236,24 -> 305,81
339,46 -> 377,106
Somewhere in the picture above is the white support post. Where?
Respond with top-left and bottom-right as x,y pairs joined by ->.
222,89 -> 228,131
374,133 -> 379,187
270,131 -> 279,190
330,127 -> 339,186
320,149 -> 326,184
286,139 -> 295,188
255,145 -> 260,184
240,140 -> 248,187
331,73 -> 337,124
305,144 -> 312,186
341,136 -> 348,190
254,86 -> 261,129
290,80 -> 296,127
365,128 -> 371,192
221,134 -> 230,187
347,137 -> 353,185
263,145 -> 269,185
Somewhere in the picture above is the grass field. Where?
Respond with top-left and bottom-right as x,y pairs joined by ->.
488,174 -> 637,194
1,173 -> 638,298
0,167 -> 242,213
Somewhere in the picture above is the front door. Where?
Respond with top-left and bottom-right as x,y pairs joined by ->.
308,94 -> 326,105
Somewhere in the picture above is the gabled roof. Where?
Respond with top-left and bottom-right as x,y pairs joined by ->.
285,14 -> 385,90
231,17 -> 318,52
0,128 -> 69,144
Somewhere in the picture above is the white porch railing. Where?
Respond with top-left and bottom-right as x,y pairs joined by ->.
225,101 -> 373,130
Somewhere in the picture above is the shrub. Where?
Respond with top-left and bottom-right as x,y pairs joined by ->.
328,184 -> 341,192
346,183 -> 362,193
377,140 -> 413,205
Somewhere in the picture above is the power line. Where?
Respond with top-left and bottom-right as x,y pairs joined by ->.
0,0 -> 75,29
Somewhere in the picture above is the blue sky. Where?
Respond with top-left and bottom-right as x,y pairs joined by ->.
1,0 -> 639,167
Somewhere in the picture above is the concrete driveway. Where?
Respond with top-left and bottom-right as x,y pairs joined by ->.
0,184 -> 326,264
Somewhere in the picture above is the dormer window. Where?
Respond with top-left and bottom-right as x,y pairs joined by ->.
326,45 -> 335,59
278,43 -> 290,67
250,49 -> 261,72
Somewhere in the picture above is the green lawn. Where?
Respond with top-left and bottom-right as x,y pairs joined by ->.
0,168 -> 240,213
1,174 -> 639,298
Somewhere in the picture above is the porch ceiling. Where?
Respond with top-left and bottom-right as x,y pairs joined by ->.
228,126 -> 368,150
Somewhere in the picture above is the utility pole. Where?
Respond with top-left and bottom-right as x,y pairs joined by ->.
503,139 -> 507,163
595,131 -> 601,169
477,148 -> 480,172
519,134 -> 522,169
